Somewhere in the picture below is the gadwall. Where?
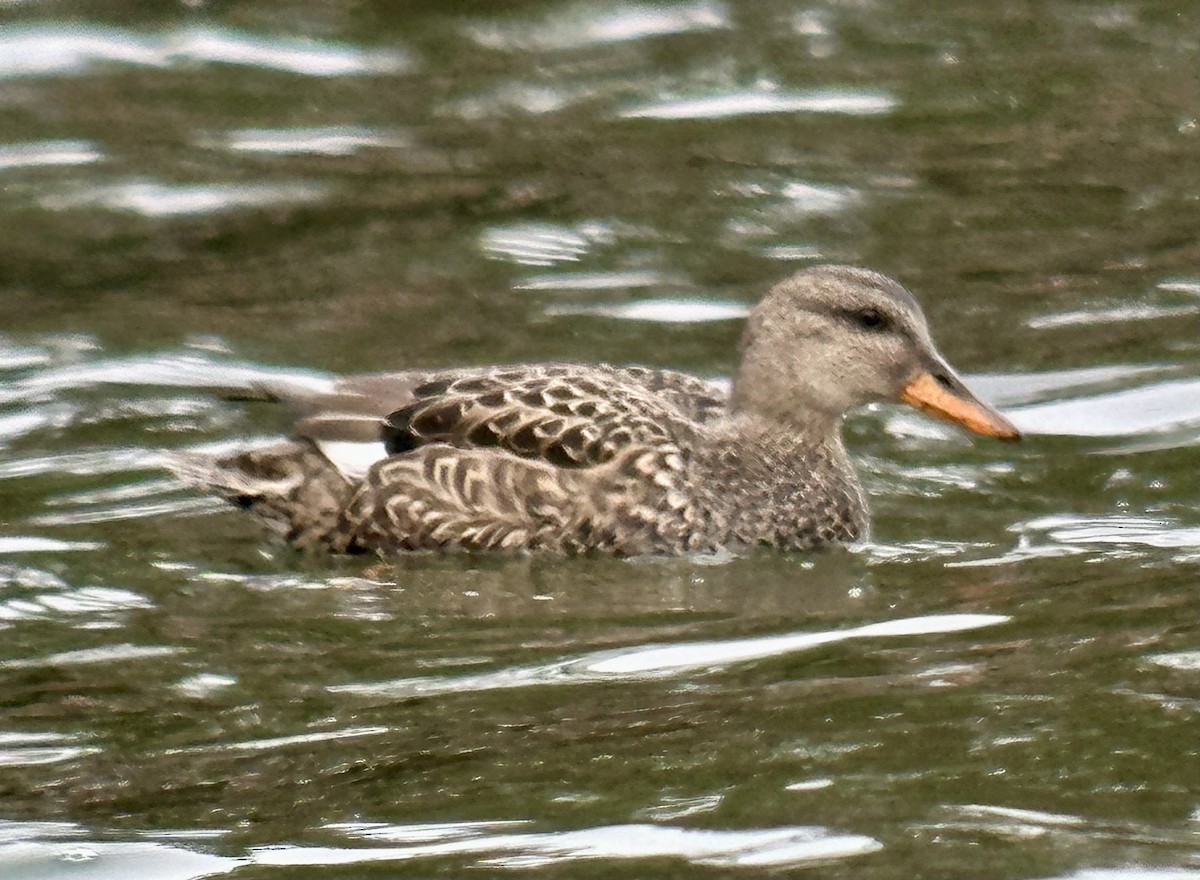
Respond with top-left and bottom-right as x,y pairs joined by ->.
173,266 -> 1018,555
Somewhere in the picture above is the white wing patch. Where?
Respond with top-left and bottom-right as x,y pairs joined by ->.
316,440 -> 389,481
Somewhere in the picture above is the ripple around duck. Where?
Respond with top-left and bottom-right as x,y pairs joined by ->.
330,613 -> 1008,699
31,495 -> 221,527
948,513 -> 1200,568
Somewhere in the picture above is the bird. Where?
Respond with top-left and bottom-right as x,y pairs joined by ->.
170,265 -> 1019,556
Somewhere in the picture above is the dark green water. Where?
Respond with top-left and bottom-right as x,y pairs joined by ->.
1,1 -> 1198,877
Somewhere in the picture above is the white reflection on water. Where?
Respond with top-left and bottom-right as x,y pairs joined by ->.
620,86 -> 897,119
0,584 -> 148,623
451,81 -> 599,117
1157,278 -> 1200,295
0,536 -> 102,554
637,793 -> 724,820
917,806 -> 1200,873
514,269 -> 680,291
4,352 -> 335,403
162,726 -> 391,756
0,405 -> 75,444
167,26 -> 411,76
209,126 -> 410,156
1146,651 -> 1200,671
0,344 -> 50,371
1029,278 -> 1200,329
0,730 -> 99,767
172,672 -> 238,699
0,23 -> 411,78
1029,303 -> 1200,329
331,613 -> 1008,699
39,180 -> 329,217
545,298 -> 750,322
0,25 -> 162,76
779,180 -> 860,214
1019,515 -> 1200,551
480,221 -> 614,266
31,495 -> 220,526
256,822 -> 881,870
0,840 -> 244,880
951,514 -> 1200,568
967,364 -> 1175,408
467,0 -> 730,51
1006,377 -> 1200,438
0,140 -> 103,171
1043,872 -> 1200,879
1,643 -> 184,669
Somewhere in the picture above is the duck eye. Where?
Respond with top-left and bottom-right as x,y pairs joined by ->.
854,308 -> 888,331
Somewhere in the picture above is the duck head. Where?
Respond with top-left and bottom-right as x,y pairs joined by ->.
731,265 -> 1019,440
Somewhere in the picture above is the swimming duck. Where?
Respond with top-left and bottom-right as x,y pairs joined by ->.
172,265 -> 1018,555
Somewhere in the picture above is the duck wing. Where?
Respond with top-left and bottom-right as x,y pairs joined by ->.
380,365 -> 725,470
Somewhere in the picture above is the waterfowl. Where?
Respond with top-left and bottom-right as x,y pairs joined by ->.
172,265 -> 1018,555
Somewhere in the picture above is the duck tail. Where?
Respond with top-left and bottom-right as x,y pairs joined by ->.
166,441 -> 353,550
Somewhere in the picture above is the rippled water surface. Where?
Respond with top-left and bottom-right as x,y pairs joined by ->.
1,1 -> 1198,878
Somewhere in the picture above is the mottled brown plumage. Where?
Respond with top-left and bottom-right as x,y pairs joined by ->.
172,266 -> 1018,556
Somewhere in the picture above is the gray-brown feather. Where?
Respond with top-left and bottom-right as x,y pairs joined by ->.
175,359 -> 867,555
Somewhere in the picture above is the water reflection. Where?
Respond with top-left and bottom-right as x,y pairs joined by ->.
0,141 -> 103,171
480,220 -> 614,265
331,613 -> 1008,698
2,643 -> 183,670
206,126 -> 410,156
514,269 -> 679,291
1008,377 -> 1200,438
619,85 -> 897,119
0,838 -> 244,880
544,298 -> 750,322
0,23 -> 411,79
466,0 -> 731,51
0,818 -> 880,876
39,180 -> 329,218
257,821 -> 882,870
0,732 -> 98,768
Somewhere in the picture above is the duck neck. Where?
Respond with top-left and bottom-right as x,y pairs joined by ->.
705,412 -> 868,548
729,352 -> 846,437
728,379 -> 843,444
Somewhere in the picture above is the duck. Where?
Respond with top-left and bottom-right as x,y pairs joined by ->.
171,265 -> 1019,556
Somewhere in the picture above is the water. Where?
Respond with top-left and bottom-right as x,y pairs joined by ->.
1,1 -> 1198,877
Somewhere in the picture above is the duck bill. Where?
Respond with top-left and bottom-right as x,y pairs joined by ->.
899,367 -> 1020,440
